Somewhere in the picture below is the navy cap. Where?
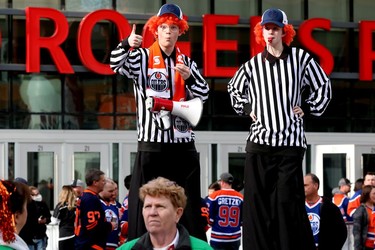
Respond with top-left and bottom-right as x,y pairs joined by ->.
261,8 -> 288,27
15,177 -> 28,185
157,4 -> 183,20
219,172 -> 234,184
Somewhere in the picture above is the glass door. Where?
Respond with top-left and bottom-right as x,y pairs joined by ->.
65,143 -> 111,187
217,143 -> 246,194
14,143 -> 61,210
313,145 -> 354,198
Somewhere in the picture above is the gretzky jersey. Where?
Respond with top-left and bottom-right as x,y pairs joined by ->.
347,189 -> 362,217
332,193 -> 352,223
305,197 -> 323,247
206,189 -> 243,244
100,199 -> 120,249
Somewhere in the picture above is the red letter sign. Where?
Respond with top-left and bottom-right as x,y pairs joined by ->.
26,7 -> 72,73
203,14 -> 239,77
359,21 -> 375,81
298,18 -> 333,75
78,10 -> 132,75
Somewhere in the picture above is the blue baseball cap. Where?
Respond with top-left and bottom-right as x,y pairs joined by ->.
157,4 -> 183,20
261,8 -> 288,27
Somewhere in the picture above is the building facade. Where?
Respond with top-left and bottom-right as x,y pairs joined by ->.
1,0 -> 375,212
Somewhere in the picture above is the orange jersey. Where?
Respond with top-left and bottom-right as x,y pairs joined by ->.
348,190 -> 361,217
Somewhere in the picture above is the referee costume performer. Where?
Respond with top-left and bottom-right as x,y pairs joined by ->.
110,3 -> 209,241
228,8 -> 332,250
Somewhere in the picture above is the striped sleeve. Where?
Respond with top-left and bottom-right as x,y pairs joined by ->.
227,63 -> 252,115
185,57 -> 210,103
110,42 -> 142,80
303,56 -> 332,116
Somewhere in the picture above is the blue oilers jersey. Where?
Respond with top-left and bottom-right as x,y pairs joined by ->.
100,199 -> 120,248
206,189 -> 243,243
305,197 -> 323,247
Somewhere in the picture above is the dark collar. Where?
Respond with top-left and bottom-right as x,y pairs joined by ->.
261,45 -> 291,65
131,224 -> 191,250
161,47 -> 176,60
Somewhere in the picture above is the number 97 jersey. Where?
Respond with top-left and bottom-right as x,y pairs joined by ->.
206,188 -> 244,243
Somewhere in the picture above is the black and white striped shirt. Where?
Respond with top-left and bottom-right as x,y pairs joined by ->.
110,41 -> 209,143
228,46 -> 332,148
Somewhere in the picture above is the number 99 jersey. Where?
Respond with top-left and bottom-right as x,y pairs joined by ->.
206,188 -> 244,244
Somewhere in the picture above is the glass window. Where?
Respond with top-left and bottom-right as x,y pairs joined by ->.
0,0 -> 7,8
116,1 -> 160,15
353,0 -> 375,22
73,152 -> 100,181
0,15 -> 9,64
12,0 -> 59,9
215,0 -> 256,18
261,0 -> 303,20
168,0 -> 210,18
65,0 -> 111,12
308,0 -> 349,21
18,74 -> 62,129
228,153 -> 245,192
307,28 -> 354,73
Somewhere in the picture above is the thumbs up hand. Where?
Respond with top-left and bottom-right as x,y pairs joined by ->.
128,24 -> 143,48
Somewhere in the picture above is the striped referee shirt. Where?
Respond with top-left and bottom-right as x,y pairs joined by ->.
110,41 -> 209,143
228,46 -> 332,148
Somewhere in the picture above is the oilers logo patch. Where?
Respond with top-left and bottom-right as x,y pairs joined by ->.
149,72 -> 168,92
307,212 -> 320,236
105,209 -> 118,229
174,116 -> 189,133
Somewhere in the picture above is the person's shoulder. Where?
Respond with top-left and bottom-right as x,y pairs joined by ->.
117,238 -> 138,250
0,245 -> 14,250
189,236 -> 213,250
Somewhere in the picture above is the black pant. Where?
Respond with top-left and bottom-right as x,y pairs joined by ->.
58,237 -> 74,250
127,142 -> 207,241
210,240 -> 241,250
242,142 -> 315,250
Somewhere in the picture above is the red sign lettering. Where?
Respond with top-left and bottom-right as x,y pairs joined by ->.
78,9 -> 131,75
203,15 -> 239,77
298,18 -> 333,75
20,7 -> 375,80
26,7 -> 72,73
359,21 -> 375,81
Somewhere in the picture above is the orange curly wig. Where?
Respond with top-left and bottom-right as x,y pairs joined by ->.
254,22 -> 296,47
146,14 -> 189,38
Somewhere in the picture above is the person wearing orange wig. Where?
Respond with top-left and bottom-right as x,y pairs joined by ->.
110,3 -> 209,242
228,8 -> 332,250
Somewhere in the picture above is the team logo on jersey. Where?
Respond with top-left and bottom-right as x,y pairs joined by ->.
105,209 -> 119,229
174,116 -> 189,133
153,56 -> 161,65
149,72 -> 168,92
307,213 -> 320,236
